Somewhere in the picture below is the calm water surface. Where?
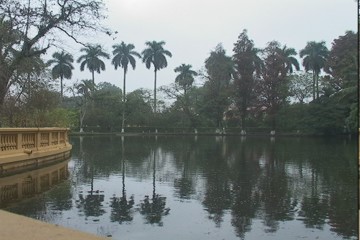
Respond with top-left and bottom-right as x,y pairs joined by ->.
3,136 -> 358,240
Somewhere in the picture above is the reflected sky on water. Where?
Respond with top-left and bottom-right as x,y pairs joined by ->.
3,135 -> 358,240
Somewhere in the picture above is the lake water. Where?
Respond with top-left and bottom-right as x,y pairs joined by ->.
2,135 -> 358,240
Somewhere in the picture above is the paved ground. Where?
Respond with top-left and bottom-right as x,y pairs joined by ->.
0,210 -> 109,240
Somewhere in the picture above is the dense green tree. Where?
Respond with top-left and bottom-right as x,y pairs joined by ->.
161,85 -> 202,128
47,51 -> 74,100
126,89 -> 153,127
202,44 -> 233,129
258,41 -> 294,131
232,30 -> 263,129
300,41 -> 329,100
20,76 -> 61,127
159,64 -> 199,127
111,42 -> 141,132
45,108 -> 78,128
86,82 -> 122,132
142,41 -> 172,112
77,44 -> 110,84
324,31 -> 357,91
304,100 -> 349,135
324,32 -> 358,133
0,0 -> 106,111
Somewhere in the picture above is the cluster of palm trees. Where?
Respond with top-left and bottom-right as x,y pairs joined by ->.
47,38 -> 330,131
48,40 -> 172,131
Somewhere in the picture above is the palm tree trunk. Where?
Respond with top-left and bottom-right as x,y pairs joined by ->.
315,72 -> 319,99
154,69 -> 157,113
153,149 -> 156,198
60,76 -> 64,102
122,69 -> 126,133
91,70 -> 95,85
121,136 -> 125,195
312,71 -> 316,100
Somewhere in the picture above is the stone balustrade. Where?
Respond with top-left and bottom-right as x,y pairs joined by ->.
0,128 -> 70,155
0,128 -> 72,176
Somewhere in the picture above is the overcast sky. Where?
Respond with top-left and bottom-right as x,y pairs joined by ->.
59,0 -> 357,96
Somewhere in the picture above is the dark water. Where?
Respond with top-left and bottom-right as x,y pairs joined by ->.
2,136 -> 358,240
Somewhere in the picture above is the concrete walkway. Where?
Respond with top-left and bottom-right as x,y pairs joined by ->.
0,210 -> 108,240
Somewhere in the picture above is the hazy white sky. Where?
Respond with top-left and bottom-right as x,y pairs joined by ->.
60,0 -> 357,95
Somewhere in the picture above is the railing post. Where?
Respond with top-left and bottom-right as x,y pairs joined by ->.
36,129 -> 41,150
49,130 -> 53,146
65,129 -> 69,146
17,133 -> 22,151
57,131 -> 60,146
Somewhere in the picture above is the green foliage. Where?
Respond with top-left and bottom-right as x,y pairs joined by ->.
232,29 -> 262,128
126,89 -> 153,126
45,108 -> 78,127
0,12 -> 355,137
275,104 -> 307,132
288,72 -> 313,103
142,41 -> 172,72
47,51 -> 74,99
0,0 -> 106,107
174,64 -> 197,94
84,82 -> 122,131
202,44 -> 233,128
324,31 -> 357,91
257,41 -> 294,128
142,41 -> 172,112
300,41 -> 329,100
112,42 -> 141,73
48,51 -> 74,79
345,103 -> 358,133
77,44 -> 110,83
303,101 -> 349,135
111,41 -> 141,131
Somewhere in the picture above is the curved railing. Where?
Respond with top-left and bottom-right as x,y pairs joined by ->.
0,128 -> 72,175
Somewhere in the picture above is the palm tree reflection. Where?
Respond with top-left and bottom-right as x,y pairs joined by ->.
110,137 -> 135,223
76,165 -> 105,217
76,136 -> 105,218
139,149 -> 170,226
173,140 -> 196,200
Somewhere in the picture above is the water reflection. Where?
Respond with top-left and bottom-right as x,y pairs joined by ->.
139,148 -> 170,226
110,137 -> 135,224
0,159 -> 69,208
3,136 -> 357,240
76,136 -> 105,218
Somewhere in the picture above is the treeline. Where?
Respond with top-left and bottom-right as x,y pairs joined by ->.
1,27 -> 357,134
0,0 -> 357,135
2,30 -> 358,135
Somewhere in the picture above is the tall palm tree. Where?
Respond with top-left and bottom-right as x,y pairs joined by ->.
77,44 -> 110,84
47,51 -> 74,100
111,42 -> 141,133
300,41 -> 329,100
142,41 -> 172,112
174,64 -> 197,95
